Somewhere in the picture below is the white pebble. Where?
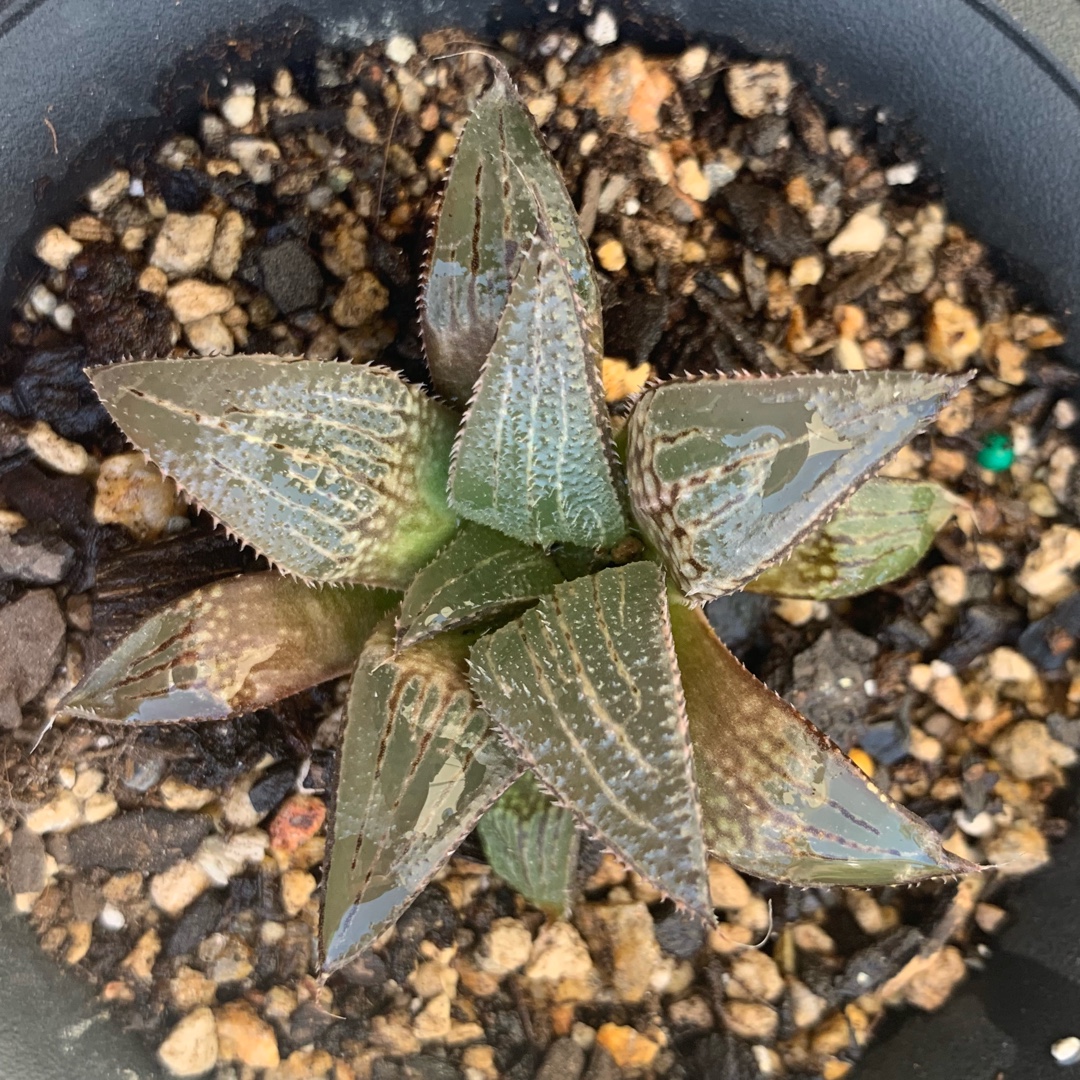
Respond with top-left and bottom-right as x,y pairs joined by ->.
828,203 -> 889,257
221,92 -> 256,129
885,161 -> 920,186
585,7 -> 619,46
623,196 -> 641,216
128,177 -> 145,197
52,303 -> 76,333
385,34 -> 417,65
28,284 -> 57,317
99,903 -> 126,931
1052,1037 -> 1080,1066
229,137 -> 281,184
1054,399 -> 1078,428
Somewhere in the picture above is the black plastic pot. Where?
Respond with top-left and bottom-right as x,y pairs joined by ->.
2,2 -> 1080,1078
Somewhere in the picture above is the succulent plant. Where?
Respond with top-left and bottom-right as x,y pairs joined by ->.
64,65 -> 976,973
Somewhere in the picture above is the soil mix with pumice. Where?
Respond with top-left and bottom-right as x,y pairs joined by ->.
1,19 -> 1079,1080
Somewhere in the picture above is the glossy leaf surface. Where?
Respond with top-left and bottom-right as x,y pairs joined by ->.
748,477 -> 954,600
626,372 -> 967,600
422,69 -> 600,407
478,771 -> 580,919
91,357 -> 459,588
668,597 -> 978,885
397,523 -> 564,650
322,622 -> 520,970
449,232 -> 626,549
62,573 -> 396,723
469,562 -> 711,917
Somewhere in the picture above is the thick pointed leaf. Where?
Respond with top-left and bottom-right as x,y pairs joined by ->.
61,572 -> 396,723
469,562 -> 711,918
397,523 -> 564,650
478,771 -> 579,919
626,372 -> 968,601
422,68 -> 601,407
321,622 -> 521,970
748,478 -> 955,600
449,231 -> 626,549
667,597 -> 978,886
90,357 -> 459,588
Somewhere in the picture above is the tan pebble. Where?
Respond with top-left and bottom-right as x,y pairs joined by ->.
222,785 -> 261,830
158,1007 -> 218,1077
94,452 -> 187,542
64,920 -> 93,965
221,91 -> 256,129
580,901 -> 661,1004
986,647 -> 1038,684
834,338 -> 866,371
67,214 -> 113,243
811,1010 -> 855,1055
595,1023 -> 661,1068
150,213 -> 218,276
25,790 -> 83,834
185,314 -> 234,356
992,719 -> 1076,780
585,851 -> 628,891
721,1000 -> 778,1041
411,958 -> 458,1000
85,168 -> 131,213
170,966 -> 217,1011
930,673 -> 969,720
903,945 -> 967,1011
525,922 -> 598,1003
927,298 -> 982,371
909,726 -> 943,764
35,226 -> 83,270
1018,525 -> 1080,602
370,1016 -> 421,1056
733,894 -> 771,934
821,1058 -> 853,1080
788,978 -> 828,1029
71,768 -> 105,800
216,1000 -> 279,1068
211,209 -> 246,280
332,270 -> 389,328
414,992 -> 453,1041
724,60 -> 792,118
165,279 -> 233,324
345,93 -> 379,142
677,44 -> 710,81
122,928 -> 162,982
828,204 -> 888,257
790,254 -> 824,288
994,339 -> 1029,385
974,903 -> 1008,934
708,860 -> 753,910
668,994 -> 713,1030
681,239 -> 707,263
527,94 -> 557,127
280,869 -> 316,917
103,872 -> 143,904
675,158 -> 710,202
0,509 -> 29,535
138,265 -> 169,296
846,891 -> 896,935
985,820 -> 1049,876
775,597 -> 825,626
461,1044 -> 498,1080
265,1048 -> 336,1080
26,421 -> 90,476
581,47 -> 674,136
150,860 -> 211,916
707,923 -> 754,954
1025,482 -> 1059,519
82,792 -> 119,825
929,564 -> 967,607
595,238 -> 627,273
479,917 -> 532,977
727,950 -> 784,1002
792,922 -> 835,954
229,137 -> 281,184
159,777 -> 216,812
936,386 -> 975,436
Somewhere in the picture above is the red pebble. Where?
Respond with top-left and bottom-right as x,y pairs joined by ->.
268,794 -> 327,853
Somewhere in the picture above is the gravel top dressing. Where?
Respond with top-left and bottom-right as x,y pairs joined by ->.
1,20 -> 1078,1080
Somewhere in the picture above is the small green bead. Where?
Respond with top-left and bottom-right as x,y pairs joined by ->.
977,432 -> 1014,472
